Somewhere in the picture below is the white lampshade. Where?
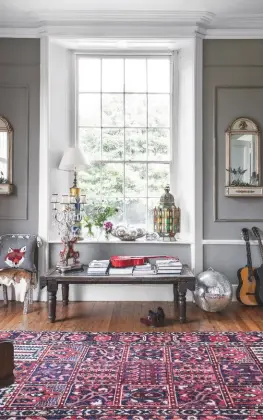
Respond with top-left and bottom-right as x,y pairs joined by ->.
59,147 -> 88,171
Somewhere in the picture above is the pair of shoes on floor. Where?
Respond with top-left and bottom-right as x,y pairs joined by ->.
140,307 -> 165,327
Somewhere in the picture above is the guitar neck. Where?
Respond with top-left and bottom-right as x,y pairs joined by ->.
256,237 -> 263,263
245,241 -> 253,279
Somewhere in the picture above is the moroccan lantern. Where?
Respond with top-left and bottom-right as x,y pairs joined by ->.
153,185 -> 180,241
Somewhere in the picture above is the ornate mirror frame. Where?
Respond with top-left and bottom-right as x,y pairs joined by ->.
0,116 -> 13,195
225,117 -> 263,197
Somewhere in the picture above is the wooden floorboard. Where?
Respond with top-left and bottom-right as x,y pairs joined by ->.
0,301 -> 263,332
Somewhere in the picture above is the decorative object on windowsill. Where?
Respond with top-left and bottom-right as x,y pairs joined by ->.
0,116 -> 13,195
225,117 -> 263,196
103,221 -> 113,240
51,194 -> 87,271
153,185 -> 180,241
194,268 -> 233,312
82,203 -> 118,239
146,232 -> 159,241
111,225 -> 146,241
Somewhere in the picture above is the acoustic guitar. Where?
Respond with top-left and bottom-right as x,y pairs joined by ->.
252,226 -> 263,305
237,228 -> 258,306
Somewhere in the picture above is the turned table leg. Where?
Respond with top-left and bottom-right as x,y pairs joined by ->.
62,284 -> 69,306
3,285 -> 8,305
0,341 -> 14,387
177,282 -> 187,324
47,280 -> 58,323
173,284 -> 179,307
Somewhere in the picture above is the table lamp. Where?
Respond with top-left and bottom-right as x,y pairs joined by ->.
59,146 -> 88,196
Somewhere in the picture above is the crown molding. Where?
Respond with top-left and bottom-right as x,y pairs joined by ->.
0,10 -> 214,26
1,9 -> 263,39
0,24 -> 206,39
206,28 -> 263,39
212,13 -> 263,29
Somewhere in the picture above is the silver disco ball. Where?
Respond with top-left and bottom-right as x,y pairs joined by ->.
194,268 -> 233,312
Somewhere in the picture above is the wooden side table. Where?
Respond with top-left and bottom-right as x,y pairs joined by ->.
40,265 -> 195,324
0,341 -> 14,388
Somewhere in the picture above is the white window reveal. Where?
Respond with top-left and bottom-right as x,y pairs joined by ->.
77,55 -> 173,230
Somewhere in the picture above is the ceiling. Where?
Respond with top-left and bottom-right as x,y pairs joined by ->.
0,0 -> 263,35
0,0 -> 263,14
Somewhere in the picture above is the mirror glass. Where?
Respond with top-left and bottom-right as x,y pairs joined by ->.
229,133 -> 258,186
0,116 -> 13,189
0,131 -> 8,183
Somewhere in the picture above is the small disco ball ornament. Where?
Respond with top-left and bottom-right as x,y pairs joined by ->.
194,268 -> 233,312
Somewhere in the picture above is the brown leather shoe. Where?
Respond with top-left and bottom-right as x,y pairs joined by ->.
140,310 -> 159,327
156,307 -> 165,326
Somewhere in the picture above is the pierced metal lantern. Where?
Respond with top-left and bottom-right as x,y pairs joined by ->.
153,185 -> 180,241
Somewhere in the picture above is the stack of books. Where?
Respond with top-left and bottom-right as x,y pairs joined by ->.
155,259 -> 183,275
132,263 -> 155,276
87,260 -> 109,276
56,263 -> 83,273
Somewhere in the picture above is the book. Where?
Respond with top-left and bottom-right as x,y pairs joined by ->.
132,270 -> 155,276
133,264 -> 152,270
89,260 -> 109,267
56,263 -> 83,273
156,270 -> 182,275
156,259 -> 182,266
109,266 -> 134,276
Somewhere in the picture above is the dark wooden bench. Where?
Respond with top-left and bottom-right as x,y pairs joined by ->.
40,264 -> 195,323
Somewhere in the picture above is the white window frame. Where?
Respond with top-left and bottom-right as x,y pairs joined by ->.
74,50 -> 177,229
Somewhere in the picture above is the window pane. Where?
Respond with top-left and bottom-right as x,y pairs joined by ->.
102,59 -> 124,92
79,94 -> 101,127
148,128 -> 170,161
102,94 -> 124,127
101,163 -> 124,196
125,198 -> 146,226
125,59 -> 146,92
78,58 -> 101,92
148,94 -> 170,127
85,197 -> 124,224
125,129 -> 147,161
77,55 -> 171,233
125,94 -> 147,127
104,197 -> 124,224
148,59 -> 170,93
102,129 -> 124,160
78,163 -> 101,196
79,128 -> 101,160
125,163 -> 147,197
148,163 -> 170,196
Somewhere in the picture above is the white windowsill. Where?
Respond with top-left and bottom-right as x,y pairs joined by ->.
48,238 -> 192,245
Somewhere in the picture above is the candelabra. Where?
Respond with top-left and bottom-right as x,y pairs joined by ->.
51,193 -> 86,269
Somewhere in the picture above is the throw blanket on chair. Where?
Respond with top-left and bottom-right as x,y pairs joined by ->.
0,269 -> 37,302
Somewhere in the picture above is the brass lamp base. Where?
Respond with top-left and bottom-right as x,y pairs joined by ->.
70,186 -> 80,197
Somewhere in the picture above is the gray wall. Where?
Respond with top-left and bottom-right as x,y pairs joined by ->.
203,40 -> 263,281
0,39 -> 40,234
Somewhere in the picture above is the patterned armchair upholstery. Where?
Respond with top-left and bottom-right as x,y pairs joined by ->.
0,234 -> 42,314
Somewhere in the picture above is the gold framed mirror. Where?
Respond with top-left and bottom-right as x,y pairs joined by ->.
0,116 -> 13,195
225,117 -> 263,197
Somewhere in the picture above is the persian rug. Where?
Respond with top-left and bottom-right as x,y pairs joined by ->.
1,331 -> 263,419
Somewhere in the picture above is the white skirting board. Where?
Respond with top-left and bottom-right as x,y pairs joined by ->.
0,284 -> 238,303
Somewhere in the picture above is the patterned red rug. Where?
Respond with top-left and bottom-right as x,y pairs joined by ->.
1,331 -> 263,419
